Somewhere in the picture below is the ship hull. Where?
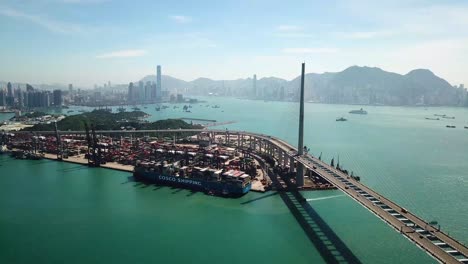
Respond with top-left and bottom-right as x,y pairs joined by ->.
134,170 -> 251,197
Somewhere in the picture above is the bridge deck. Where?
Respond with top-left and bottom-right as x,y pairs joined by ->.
264,135 -> 468,264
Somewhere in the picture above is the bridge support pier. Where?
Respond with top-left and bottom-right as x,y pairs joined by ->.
283,151 -> 288,168
296,163 -> 304,187
289,156 -> 295,173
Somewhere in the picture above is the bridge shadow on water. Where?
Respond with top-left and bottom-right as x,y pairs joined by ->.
270,171 -> 362,264
241,191 -> 279,205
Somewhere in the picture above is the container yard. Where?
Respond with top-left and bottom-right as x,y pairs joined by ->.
1,131 -> 271,195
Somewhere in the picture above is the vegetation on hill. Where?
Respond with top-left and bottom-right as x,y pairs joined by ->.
22,111 -> 50,118
23,109 -> 202,131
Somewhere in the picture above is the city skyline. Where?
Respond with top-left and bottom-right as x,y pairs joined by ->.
1,0 -> 468,87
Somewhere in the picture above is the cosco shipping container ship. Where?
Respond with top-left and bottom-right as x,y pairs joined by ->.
134,161 -> 252,196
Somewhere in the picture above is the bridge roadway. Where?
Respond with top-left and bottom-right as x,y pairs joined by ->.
13,129 -> 468,263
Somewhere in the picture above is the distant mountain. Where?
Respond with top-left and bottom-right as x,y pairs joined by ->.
1,65 -> 465,106
135,66 -> 466,106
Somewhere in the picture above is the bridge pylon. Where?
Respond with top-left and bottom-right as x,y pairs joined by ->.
296,62 -> 306,187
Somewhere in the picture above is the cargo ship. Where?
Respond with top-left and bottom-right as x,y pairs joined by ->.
349,108 -> 367,115
134,161 -> 252,197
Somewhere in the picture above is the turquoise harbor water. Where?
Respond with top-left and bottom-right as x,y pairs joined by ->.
1,98 -> 467,263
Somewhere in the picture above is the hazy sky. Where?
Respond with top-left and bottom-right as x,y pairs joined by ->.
1,0 -> 468,88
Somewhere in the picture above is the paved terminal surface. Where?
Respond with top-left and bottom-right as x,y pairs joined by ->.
42,153 -> 267,192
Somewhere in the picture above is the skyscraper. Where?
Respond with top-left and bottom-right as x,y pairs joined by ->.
151,82 -> 156,100
6,82 -> 14,106
253,74 -> 257,98
139,81 -> 144,102
7,82 -> 12,97
156,65 -> 162,100
128,82 -> 134,102
53,90 -> 63,107
145,81 -> 151,102
0,90 -> 6,107
16,87 -> 23,108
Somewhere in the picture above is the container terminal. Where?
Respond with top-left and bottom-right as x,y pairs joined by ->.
2,63 -> 466,263
0,129 -> 335,196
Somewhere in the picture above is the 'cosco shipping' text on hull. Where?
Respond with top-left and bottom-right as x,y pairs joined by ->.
134,168 -> 251,197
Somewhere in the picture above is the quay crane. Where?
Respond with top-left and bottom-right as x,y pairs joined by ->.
91,123 -> 101,167
54,121 -> 62,161
84,122 -> 91,165
83,122 -> 101,167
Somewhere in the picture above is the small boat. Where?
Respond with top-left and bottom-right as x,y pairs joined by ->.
464,126 -> 468,129
336,117 -> 347,122
155,106 -> 161,111
425,117 -> 439,120
132,107 -> 141,111
434,114 -> 446,117
349,108 -> 367,115
446,125 -> 456,128
67,110 -> 74,113
442,116 -> 455,119
117,107 -> 126,112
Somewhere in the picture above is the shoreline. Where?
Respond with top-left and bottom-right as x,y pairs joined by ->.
41,153 -> 267,192
42,153 -> 134,172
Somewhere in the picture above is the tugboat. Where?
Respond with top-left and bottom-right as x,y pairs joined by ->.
336,117 -> 347,122
349,108 -> 367,115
